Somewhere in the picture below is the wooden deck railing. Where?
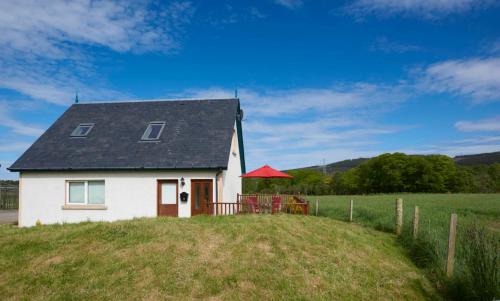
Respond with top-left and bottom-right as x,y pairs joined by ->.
198,194 -> 309,216
236,193 -> 309,215
213,202 -> 240,216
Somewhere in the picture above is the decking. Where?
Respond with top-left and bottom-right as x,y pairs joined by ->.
205,194 -> 309,216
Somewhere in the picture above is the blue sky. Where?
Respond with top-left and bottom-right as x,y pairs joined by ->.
1,0 -> 500,179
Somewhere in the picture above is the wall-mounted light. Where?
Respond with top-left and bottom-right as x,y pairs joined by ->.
180,177 -> 185,187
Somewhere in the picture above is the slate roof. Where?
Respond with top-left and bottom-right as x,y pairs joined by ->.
9,98 -> 243,171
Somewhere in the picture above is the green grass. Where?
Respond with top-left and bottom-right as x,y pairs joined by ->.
307,194 -> 499,230
0,215 -> 438,300
306,193 -> 500,299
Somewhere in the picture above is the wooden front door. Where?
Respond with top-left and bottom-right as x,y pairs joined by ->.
157,180 -> 178,217
191,180 -> 213,216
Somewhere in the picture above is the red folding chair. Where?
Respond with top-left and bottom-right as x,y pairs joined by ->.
246,196 -> 259,213
272,196 -> 282,214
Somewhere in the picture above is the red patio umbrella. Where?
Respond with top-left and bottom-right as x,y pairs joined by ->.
240,165 -> 294,213
241,165 -> 293,178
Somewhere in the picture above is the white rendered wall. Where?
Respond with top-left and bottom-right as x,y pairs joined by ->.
222,124 -> 242,203
19,170 -> 217,227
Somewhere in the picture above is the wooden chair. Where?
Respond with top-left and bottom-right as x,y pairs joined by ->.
246,196 -> 259,213
272,195 -> 282,214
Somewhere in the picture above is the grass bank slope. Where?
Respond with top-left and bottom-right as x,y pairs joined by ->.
0,215 -> 438,300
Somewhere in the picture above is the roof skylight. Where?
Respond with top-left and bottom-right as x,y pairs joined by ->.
141,122 -> 165,140
71,123 -> 94,137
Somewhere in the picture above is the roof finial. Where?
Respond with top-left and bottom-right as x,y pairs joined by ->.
234,88 -> 238,99
75,91 -> 79,104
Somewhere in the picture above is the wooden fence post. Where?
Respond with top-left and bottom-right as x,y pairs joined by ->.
446,213 -> 457,277
315,200 -> 319,216
395,198 -> 403,235
349,200 -> 353,222
413,206 -> 419,239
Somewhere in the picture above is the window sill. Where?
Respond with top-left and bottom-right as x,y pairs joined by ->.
61,204 -> 107,210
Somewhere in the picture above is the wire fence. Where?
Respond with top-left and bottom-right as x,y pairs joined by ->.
308,196 -> 499,300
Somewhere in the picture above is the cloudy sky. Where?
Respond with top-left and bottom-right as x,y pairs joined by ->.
1,0 -> 500,179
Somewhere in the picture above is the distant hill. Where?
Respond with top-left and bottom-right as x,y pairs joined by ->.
289,151 -> 500,175
287,158 -> 369,175
453,151 -> 500,166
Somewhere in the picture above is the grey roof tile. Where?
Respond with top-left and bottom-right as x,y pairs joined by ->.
9,98 -> 240,171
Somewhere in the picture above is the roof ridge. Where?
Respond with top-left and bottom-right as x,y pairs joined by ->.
74,98 -> 239,105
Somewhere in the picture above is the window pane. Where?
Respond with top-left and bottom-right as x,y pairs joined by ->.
71,124 -> 93,137
77,126 -> 91,135
161,182 -> 176,204
88,181 -> 105,204
204,184 -> 209,208
148,124 -> 162,139
69,182 -> 85,203
195,185 -> 200,209
142,122 -> 165,140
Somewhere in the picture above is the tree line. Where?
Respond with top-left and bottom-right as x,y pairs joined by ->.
243,153 -> 500,195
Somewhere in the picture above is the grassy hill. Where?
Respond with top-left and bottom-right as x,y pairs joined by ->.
0,215 -> 438,300
290,151 -> 500,175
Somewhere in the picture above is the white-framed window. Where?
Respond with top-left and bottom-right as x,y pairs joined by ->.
141,121 -> 166,140
67,180 -> 105,205
71,123 -> 94,137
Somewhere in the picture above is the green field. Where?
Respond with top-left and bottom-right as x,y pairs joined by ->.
0,215 -> 438,300
306,193 -> 500,299
307,193 -> 499,232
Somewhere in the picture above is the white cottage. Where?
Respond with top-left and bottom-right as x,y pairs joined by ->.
9,98 -> 245,227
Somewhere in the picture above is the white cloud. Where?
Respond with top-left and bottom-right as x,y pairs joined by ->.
0,64 -> 126,105
455,116 -> 500,132
481,38 -> 500,54
249,7 -> 267,19
275,0 -> 303,9
0,0 -> 195,106
0,101 -> 48,179
180,85 -> 413,169
492,40 -> 500,54
453,135 -> 500,144
418,57 -> 500,102
0,102 -> 45,137
184,83 -> 410,117
0,160 -> 17,180
370,37 -> 422,53
398,135 -> 500,158
246,118 -> 404,144
0,0 -> 195,58
0,142 -> 33,153
345,0 -> 495,19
